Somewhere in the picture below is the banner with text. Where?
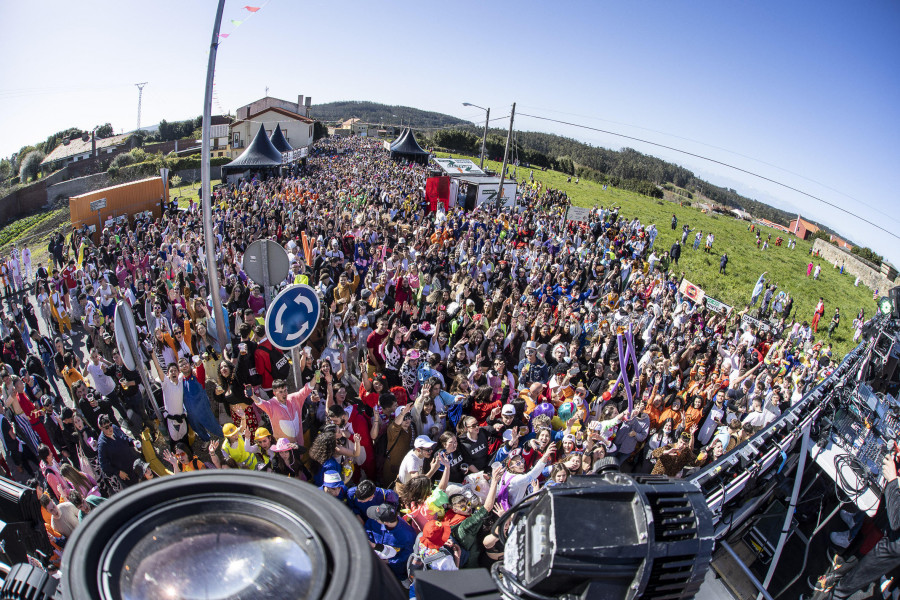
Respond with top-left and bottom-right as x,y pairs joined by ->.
741,313 -> 781,334
433,158 -> 486,176
679,278 -> 706,304
705,297 -> 732,315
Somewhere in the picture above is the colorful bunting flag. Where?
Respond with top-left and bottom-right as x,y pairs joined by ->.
219,33 -> 229,38
243,6 -> 261,11
231,19 -> 243,26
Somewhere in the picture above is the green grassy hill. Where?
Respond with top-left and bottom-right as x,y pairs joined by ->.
310,102 -> 471,128
436,152 -> 873,358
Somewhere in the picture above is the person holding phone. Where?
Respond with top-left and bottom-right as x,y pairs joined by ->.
213,361 -> 260,442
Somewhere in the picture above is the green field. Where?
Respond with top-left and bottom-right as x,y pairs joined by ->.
169,181 -> 214,208
435,152 -> 874,358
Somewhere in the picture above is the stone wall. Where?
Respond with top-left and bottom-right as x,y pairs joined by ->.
812,238 -> 899,294
46,172 -> 110,204
0,169 -> 68,223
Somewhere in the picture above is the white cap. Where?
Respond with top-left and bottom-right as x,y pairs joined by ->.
501,404 -> 516,416
414,435 -> 436,449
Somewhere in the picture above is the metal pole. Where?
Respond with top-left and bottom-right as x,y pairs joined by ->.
201,0 -> 229,349
261,241 -> 271,306
480,107 -> 489,170
757,426 -> 811,600
720,541 -> 775,600
497,103 -> 515,209
119,302 -> 164,424
291,346 -> 303,391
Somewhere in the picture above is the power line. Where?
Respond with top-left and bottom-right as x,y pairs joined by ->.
519,104 -> 898,227
516,111 -> 900,243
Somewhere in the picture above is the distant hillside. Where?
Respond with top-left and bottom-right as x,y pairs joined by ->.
310,101 -> 471,129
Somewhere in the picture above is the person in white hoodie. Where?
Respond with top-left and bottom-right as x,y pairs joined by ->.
496,452 -> 550,510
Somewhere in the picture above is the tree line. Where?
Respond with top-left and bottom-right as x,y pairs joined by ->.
427,126 -> 838,231
311,101 -> 470,129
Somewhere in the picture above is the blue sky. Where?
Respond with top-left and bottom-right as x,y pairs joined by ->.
2,0 -> 898,265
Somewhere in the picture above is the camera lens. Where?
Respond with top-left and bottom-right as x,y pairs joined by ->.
108,497 -> 325,600
62,471 -> 404,600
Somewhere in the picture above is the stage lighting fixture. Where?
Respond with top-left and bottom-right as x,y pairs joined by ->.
498,472 -> 714,600
1,471 -> 404,600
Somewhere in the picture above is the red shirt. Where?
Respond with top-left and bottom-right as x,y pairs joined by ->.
61,265 -> 77,289
366,330 -> 389,368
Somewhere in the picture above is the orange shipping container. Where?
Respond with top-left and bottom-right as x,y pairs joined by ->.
70,177 -> 168,243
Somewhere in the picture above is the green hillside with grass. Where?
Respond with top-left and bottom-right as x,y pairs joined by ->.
436,152 -> 874,358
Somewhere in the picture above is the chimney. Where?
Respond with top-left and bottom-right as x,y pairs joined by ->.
297,95 -> 304,110
91,131 -> 97,157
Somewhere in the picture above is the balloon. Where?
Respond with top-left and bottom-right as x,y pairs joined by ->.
532,402 -> 555,419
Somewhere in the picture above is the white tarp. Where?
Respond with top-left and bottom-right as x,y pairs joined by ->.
565,206 -> 591,222
434,158 -> 486,176
476,181 -> 518,208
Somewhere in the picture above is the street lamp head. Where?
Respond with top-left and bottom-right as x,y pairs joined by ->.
462,102 -> 473,107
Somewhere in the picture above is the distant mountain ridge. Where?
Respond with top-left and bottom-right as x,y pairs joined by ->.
310,101 -> 471,129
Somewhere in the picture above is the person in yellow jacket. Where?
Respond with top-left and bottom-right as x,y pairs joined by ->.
245,426 -> 274,470
221,423 -> 257,470
333,266 -> 360,311
290,262 -> 310,285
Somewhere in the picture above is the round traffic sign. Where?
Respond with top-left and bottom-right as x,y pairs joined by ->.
264,284 -> 321,350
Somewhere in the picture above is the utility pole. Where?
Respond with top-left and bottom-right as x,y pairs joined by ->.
497,102 -> 515,209
135,82 -> 148,131
479,107 -> 490,169
201,0 -> 229,348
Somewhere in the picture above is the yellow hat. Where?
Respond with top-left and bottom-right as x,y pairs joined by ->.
255,427 -> 272,439
222,423 -> 238,437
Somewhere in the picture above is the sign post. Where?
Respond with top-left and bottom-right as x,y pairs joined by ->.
265,285 -> 321,390
114,301 -> 164,425
243,239 -> 290,306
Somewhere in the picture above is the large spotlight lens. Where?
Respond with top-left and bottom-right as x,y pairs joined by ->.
100,496 -> 326,600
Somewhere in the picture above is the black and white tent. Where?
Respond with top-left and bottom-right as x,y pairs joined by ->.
269,123 -> 293,153
389,129 -> 430,164
222,124 -> 284,181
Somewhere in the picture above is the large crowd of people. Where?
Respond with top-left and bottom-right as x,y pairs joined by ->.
2,135 -> 848,588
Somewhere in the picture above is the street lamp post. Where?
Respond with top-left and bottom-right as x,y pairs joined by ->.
462,102 -> 489,170
201,0 -> 229,348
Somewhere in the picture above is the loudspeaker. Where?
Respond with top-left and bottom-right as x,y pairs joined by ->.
890,286 -> 900,320
0,521 -> 51,566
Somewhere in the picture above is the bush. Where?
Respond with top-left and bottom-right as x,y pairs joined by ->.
18,150 -> 45,182
110,155 -> 231,182
168,156 -> 231,171
851,246 -> 882,266
109,152 -> 135,169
